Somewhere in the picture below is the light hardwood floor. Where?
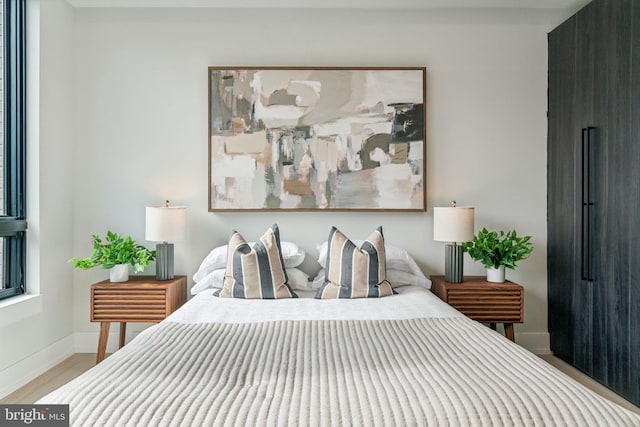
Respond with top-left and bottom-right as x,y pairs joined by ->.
2,353 -> 639,416
538,354 -> 640,415
0,354 -> 96,405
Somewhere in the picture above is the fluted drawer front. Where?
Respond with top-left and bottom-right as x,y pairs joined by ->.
448,289 -> 523,322
92,289 -> 168,322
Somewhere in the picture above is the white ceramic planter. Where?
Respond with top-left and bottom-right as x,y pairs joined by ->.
486,265 -> 505,283
110,264 -> 129,283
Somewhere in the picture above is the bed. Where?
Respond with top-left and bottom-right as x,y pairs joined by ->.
38,285 -> 640,426
40,225 -> 640,425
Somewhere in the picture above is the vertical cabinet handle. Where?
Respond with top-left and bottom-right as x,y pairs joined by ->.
581,128 -> 588,280
581,126 -> 595,282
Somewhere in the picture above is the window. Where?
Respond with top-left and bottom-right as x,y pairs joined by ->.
0,0 -> 26,301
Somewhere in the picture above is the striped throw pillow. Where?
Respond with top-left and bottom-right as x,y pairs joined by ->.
217,225 -> 298,299
315,226 -> 395,299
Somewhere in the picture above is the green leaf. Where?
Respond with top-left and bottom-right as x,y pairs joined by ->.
462,227 -> 534,270
69,231 -> 156,273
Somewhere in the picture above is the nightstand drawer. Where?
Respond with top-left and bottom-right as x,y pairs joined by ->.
430,275 -> 524,325
447,289 -> 523,322
90,276 -> 187,323
92,289 -> 168,322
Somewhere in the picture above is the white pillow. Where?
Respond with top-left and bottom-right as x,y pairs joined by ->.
191,267 -> 310,295
193,241 -> 305,283
386,269 -> 432,289
191,269 -> 226,295
286,268 -> 311,291
311,268 -> 431,290
316,241 -> 428,281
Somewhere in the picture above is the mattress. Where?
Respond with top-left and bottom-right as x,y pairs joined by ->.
38,286 -> 640,426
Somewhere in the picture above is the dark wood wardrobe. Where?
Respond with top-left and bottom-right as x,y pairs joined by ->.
548,0 -> 640,406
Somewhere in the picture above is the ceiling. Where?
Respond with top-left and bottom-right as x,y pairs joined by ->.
67,0 -> 590,10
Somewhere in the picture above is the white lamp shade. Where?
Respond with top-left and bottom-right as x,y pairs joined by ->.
433,207 -> 475,243
145,206 -> 187,242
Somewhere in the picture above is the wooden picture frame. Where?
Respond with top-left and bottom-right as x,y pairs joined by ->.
208,66 -> 426,212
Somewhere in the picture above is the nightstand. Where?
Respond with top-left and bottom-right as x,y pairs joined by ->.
90,275 -> 187,363
430,275 -> 524,342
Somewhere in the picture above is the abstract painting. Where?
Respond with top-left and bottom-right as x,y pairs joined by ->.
208,67 -> 426,211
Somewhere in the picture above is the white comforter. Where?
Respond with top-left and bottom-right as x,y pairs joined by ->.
38,286 -> 640,427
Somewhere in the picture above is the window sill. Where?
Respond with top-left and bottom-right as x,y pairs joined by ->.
0,294 -> 43,325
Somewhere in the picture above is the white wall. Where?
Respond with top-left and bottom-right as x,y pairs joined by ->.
69,7 -> 551,352
0,0 -> 76,397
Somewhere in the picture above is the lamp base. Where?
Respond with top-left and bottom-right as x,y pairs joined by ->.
155,243 -> 174,281
444,244 -> 464,283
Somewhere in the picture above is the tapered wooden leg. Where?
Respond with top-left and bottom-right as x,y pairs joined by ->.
97,322 -> 110,363
119,322 -> 127,348
504,323 -> 515,342
489,323 -> 497,330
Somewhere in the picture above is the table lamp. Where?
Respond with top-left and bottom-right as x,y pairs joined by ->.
145,200 -> 186,281
433,201 -> 475,283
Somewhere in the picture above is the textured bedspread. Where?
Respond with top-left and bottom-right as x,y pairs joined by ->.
39,317 -> 640,426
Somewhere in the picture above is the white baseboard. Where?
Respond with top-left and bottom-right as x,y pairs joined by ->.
0,334 -> 75,400
516,332 -> 551,354
74,331 -> 141,354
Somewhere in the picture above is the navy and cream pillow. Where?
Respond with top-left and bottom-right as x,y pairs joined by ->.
216,224 -> 298,299
315,226 -> 395,299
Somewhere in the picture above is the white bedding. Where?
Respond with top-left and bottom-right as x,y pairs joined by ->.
166,285 -> 462,324
38,286 -> 640,426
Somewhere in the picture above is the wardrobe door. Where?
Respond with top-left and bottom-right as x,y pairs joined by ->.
590,0 -> 634,399
630,0 -> 640,406
547,14 -> 579,362
571,3 -> 597,375
548,0 -> 640,407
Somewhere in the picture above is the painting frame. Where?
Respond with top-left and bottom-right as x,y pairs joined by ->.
208,66 -> 426,212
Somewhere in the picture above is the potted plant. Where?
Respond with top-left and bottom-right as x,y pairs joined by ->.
462,228 -> 533,283
70,231 -> 156,282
